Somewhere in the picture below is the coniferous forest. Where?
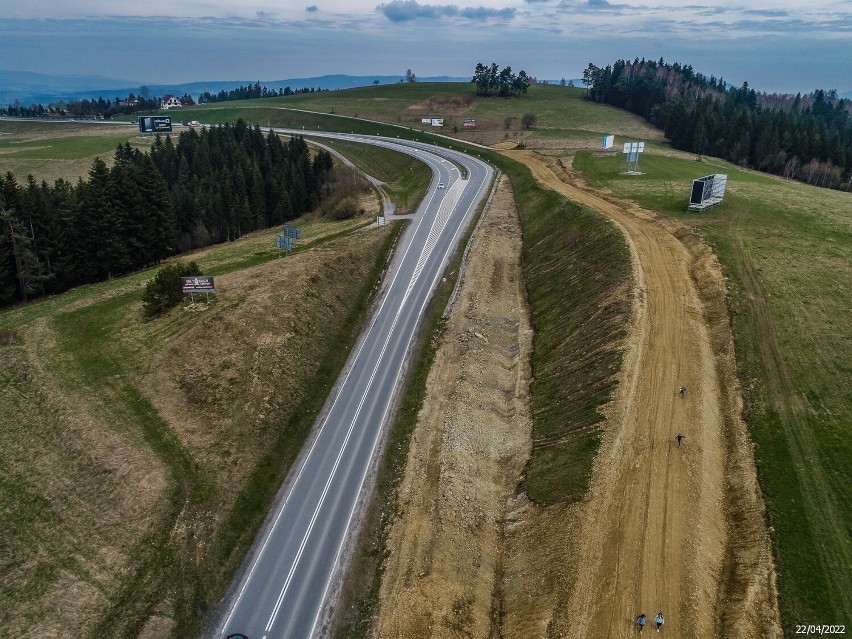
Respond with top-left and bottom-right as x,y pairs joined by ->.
0,119 -> 333,307
583,59 -> 852,191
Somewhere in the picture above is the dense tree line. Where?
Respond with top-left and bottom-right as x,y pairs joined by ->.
583,58 -> 852,190
197,82 -> 326,104
471,63 -> 531,97
0,93 -> 193,119
0,120 -> 332,307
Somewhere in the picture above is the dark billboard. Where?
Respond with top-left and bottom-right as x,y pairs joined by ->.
181,276 -> 215,293
690,180 -> 706,205
139,116 -> 172,133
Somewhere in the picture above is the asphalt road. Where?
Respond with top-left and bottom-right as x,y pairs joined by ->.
209,132 -> 494,639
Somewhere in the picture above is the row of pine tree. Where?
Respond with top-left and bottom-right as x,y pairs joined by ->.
583,59 -> 852,190
0,119 -> 332,307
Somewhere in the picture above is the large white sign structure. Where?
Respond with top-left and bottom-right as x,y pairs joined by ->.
622,141 -> 645,173
602,134 -> 614,150
688,174 -> 728,211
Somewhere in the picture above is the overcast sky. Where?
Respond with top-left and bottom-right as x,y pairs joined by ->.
0,0 -> 850,94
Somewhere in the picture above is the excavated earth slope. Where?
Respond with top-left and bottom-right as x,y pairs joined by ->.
374,153 -> 781,639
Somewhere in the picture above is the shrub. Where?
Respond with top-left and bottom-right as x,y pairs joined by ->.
142,261 -> 201,318
521,113 -> 537,129
329,197 -> 360,220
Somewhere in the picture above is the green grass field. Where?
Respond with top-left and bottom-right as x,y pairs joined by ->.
0,121 -> 150,182
574,148 -> 852,632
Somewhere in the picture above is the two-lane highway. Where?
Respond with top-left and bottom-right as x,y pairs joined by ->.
209,133 -> 493,639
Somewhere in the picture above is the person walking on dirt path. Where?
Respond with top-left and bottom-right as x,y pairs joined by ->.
655,612 -> 665,631
676,433 -> 685,447
678,386 -> 686,398
636,613 -> 647,632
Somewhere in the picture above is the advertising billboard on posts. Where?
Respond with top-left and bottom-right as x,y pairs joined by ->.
181,276 -> 215,293
139,116 -> 172,133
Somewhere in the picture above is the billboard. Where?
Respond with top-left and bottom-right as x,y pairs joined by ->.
139,116 -> 172,133
431,117 -> 444,127
622,141 -> 645,173
421,118 -> 432,125
463,118 -> 477,128
602,134 -> 614,149
688,174 -> 728,211
181,276 -> 215,293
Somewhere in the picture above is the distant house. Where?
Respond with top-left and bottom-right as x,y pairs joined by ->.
160,95 -> 182,109
125,96 -> 139,107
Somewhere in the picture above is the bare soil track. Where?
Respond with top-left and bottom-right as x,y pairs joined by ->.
374,152 -> 782,638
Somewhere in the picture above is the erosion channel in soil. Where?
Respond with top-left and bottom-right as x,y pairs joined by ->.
372,154 -> 782,639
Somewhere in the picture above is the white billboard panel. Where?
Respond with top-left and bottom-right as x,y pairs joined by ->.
688,174 -> 728,211
711,174 -> 727,198
603,135 -> 614,149
431,117 -> 444,127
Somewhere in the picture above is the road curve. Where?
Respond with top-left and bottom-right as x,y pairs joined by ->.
207,133 -> 494,639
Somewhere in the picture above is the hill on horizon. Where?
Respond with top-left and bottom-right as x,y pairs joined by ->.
0,70 -> 470,107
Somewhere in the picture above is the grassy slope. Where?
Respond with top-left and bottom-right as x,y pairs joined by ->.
312,137 -> 432,213
490,154 -> 630,503
0,213 -> 400,634
575,149 -> 852,631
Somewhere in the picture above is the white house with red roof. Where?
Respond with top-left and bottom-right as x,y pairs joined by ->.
160,95 -> 182,109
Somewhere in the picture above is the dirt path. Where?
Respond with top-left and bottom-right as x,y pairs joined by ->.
507,151 -> 781,638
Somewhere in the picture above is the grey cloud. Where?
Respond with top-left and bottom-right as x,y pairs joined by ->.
459,6 -> 516,18
555,0 -> 629,13
378,0 -> 515,22
741,9 -> 789,17
306,5 -> 319,12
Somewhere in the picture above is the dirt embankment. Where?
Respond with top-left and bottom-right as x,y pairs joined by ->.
375,174 -> 533,638
373,151 -> 781,638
